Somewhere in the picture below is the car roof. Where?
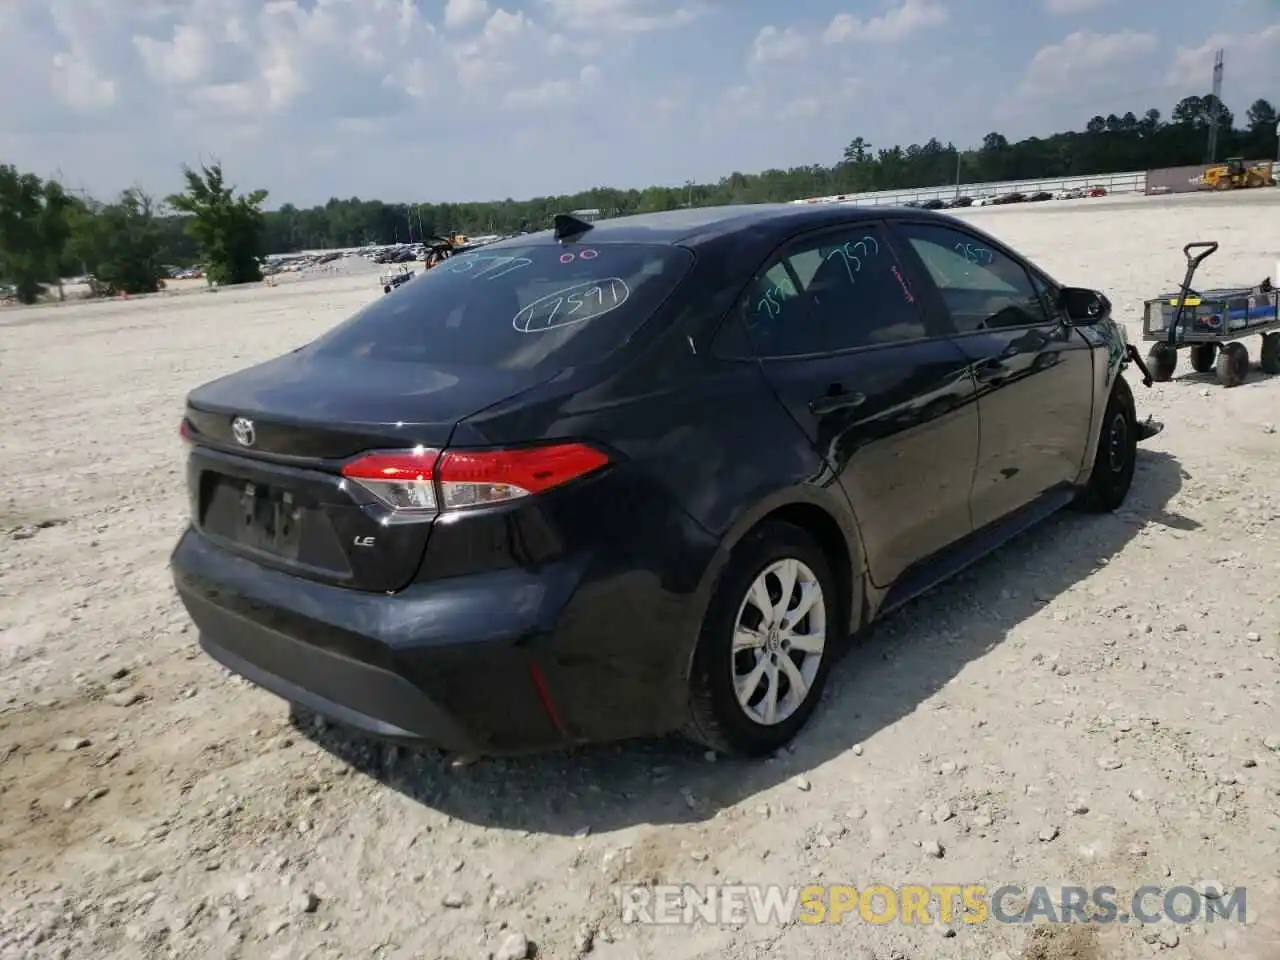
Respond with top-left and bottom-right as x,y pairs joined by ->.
491,203 -> 955,250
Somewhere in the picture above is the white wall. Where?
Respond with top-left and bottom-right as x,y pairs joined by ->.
793,170 -> 1148,207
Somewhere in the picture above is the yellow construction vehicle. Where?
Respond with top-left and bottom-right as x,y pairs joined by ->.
1202,157 -> 1276,190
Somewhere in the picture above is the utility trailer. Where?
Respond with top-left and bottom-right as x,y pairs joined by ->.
1142,242 -> 1280,387
380,265 -> 415,295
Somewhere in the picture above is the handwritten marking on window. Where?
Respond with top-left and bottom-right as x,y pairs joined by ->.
557,248 -> 599,264
512,278 -> 630,333
821,235 -> 881,283
892,265 -> 914,303
953,242 -> 993,266
441,254 -> 534,279
755,286 -> 785,320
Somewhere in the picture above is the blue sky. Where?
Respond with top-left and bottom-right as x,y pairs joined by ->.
0,0 -> 1277,208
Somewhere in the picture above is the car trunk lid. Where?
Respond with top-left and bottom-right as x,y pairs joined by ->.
183,350 -> 554,592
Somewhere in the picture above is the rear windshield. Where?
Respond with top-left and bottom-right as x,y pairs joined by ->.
309,242 -> 694,371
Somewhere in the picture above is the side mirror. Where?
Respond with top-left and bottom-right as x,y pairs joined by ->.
1058,286 -> 1107,324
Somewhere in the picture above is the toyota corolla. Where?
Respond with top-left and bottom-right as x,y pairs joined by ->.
171,204 -> 1162,758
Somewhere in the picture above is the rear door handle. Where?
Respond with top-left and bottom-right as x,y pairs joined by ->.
809,387 -> 866,415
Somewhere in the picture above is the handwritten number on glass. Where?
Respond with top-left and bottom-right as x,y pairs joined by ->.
756,286 -> 785,320
512,278 -> 630,333
953,242 -> 993,266
442,254 -> 533,279
823,235 -> 880,283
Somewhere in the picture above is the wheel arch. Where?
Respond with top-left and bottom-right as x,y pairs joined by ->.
691,486 -> 868,658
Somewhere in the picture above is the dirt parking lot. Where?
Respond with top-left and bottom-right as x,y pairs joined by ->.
2,192 -> 1280,960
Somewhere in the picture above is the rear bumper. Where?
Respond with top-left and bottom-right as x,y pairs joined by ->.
171,527 -> 699,754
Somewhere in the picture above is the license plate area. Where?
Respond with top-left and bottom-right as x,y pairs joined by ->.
199,473 -> 308,562
237,481 -> 303,559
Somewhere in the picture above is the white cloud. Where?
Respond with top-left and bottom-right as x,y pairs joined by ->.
538,0 -> 702,33
751,25 -> 807,64
504,63 -> 600,108
1020,28 -> 1158,98
1169,24 -> 1280,89
823,0 -> 948,43
444,0 -> 491,30
51,51 -> 118,111
133,24 -> 211,85
1043,0 -> 1110,13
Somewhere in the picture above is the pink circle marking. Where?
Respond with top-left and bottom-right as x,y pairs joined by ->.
579,248 -> 598,260
560,252 -> 575,264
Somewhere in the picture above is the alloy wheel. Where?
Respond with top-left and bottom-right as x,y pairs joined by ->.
731,558 -> 827,726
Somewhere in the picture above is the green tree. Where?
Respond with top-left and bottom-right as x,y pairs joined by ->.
69,189 -> 167,296
0,165 -> 73,304
1246,98 -> 1277,133
165,162 -> 268,285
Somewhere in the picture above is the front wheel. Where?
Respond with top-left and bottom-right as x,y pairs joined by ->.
686,522 -> 837,757
1075,375 -> 1138,513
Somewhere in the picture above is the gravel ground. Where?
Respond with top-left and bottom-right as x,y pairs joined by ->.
2,192 -> 1280,960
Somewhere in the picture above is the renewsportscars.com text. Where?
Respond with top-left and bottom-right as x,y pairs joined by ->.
617,884 -> 1246,926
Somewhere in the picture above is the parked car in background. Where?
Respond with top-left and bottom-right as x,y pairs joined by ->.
172,204 -> 1160,759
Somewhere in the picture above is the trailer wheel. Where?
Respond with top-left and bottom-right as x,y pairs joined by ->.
383,285 -> 391,294
1215,341 -> 1250,387
1146,344 -> 1177,382
1261,333 -> 1280,375
1189,343 -> 1217,373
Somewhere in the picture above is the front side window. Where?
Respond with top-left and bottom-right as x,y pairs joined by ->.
742,224 -> 928,358
897,223 -> 1051,332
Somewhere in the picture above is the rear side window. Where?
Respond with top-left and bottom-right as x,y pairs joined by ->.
742,223 -> 928,357
309,243 -> 693,371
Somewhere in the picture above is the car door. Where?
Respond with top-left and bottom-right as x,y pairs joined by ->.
741,221 -> 980,588
888,220 -> 1096,530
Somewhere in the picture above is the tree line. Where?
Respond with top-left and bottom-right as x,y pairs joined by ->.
1,93 -> 1275,304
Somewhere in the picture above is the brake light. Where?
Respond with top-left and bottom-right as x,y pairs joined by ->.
179,418 -> 192,443
340,442 -> 609,516
341,446 -> 441,512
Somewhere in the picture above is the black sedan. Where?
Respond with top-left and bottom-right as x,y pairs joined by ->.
172,204 -> 1162,758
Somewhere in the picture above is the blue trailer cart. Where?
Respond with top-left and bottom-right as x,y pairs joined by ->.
1142,242 -> 1280,386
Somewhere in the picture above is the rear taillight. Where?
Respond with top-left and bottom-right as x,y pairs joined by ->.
340,442 -> 609,518
179,418 -> 192,443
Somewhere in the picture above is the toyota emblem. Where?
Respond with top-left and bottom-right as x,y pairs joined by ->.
231,417 -> 256,447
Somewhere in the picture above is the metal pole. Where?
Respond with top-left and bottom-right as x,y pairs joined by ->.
954,151 -> 962,200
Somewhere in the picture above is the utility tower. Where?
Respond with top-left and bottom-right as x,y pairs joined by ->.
1206,48 -> 1224,163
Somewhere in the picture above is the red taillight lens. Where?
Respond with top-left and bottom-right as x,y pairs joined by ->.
436,443 -> 610,509
341,446 -> 442,513
340,442 -> 609,517
179,418 -> 192,443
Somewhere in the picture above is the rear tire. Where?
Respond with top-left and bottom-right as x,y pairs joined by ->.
1261,333 -> 1280,375
1076,375 -> 1137,513
1190,343 -> 1217,373
685,522 -> 837,757
1216,341 -> 1249,386
1147,344 -> 1177,382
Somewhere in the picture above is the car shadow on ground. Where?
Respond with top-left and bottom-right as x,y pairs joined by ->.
292,449 -> 1190,837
